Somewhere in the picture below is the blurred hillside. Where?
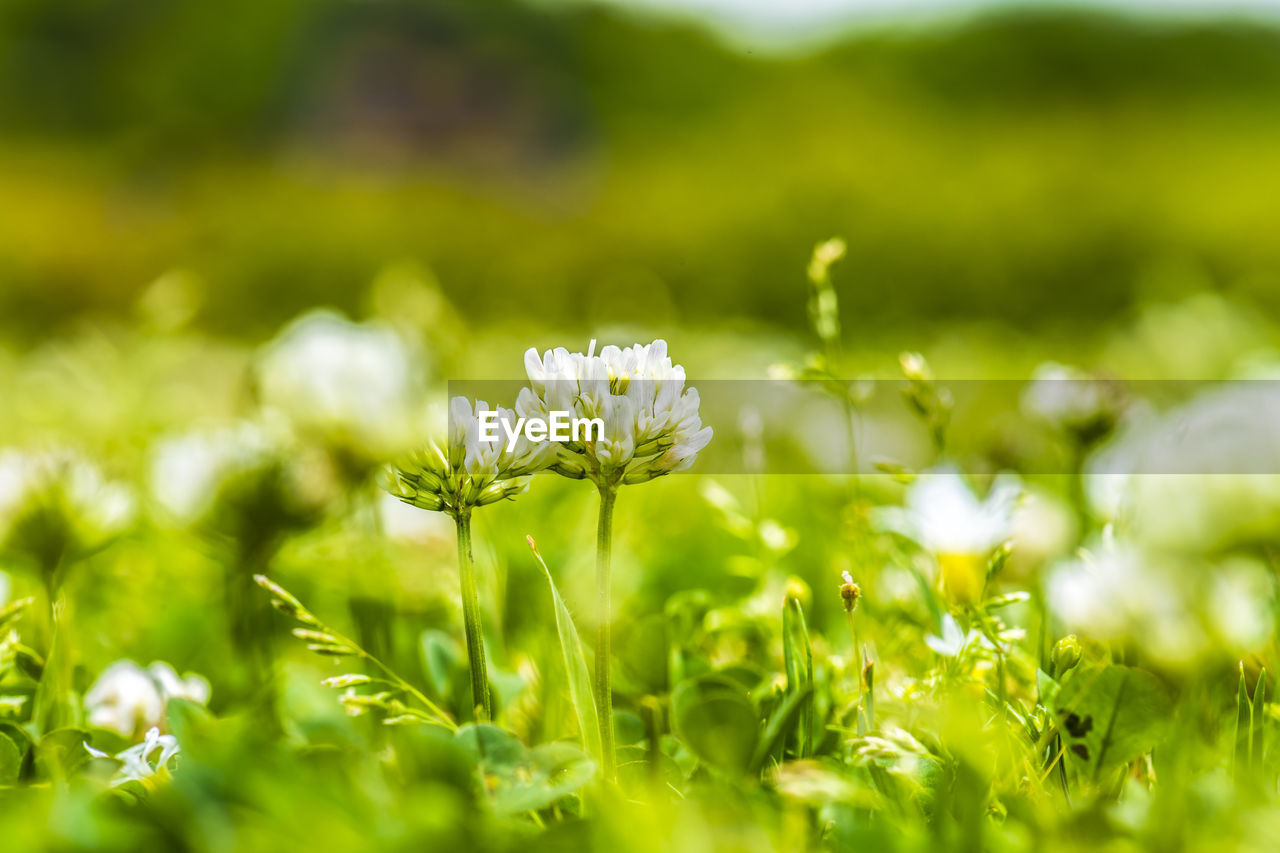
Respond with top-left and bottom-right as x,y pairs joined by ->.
3,1 -> 1280,341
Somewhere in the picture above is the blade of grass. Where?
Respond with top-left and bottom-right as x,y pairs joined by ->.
783,596 -> 815,756
527,535 -> 603,767
1252,667 -> 1267,769
1235,662 -> 1250,776
751,684 -> 813,773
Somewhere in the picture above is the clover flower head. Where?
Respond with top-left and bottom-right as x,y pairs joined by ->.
387,396 -> 555,516
520,338 -> 712,486
257,310 -> 423,466
86,726 -> 181,788
85,659 -> 211,738
0,447 -> 134,571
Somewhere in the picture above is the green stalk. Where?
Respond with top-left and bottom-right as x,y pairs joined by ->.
455,510 -> 492,721
35,565 -> 73,732
595,484 -> 618,779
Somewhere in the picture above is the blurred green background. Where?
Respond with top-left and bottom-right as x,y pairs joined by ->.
5,4 -> 1280,849
5,0 -> 1280,344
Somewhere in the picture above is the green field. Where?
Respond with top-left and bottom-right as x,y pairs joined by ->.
3,3 -> 1280,850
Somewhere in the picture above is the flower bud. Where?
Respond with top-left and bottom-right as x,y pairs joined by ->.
839,570 -> 861,613
1052,634 -> 1083,675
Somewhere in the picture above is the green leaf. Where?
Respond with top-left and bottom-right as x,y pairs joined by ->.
36,727 -> 92,781
528,537 -> 602,765
672,674 -> 759,774
1052,665 -> 1172,783
456,723 -> 525,769
0,733 -> 21,786
782,596 -> 815,757
618,614 -> 670,694
419,629 -> 461,699
616,744 -> 684,794
455,724 -> 595,814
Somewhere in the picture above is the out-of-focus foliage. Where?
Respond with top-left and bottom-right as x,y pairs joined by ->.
5,1 -> 1280,851
4,3 -> 1280,337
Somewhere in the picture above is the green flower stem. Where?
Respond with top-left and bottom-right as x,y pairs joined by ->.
35,566 -> 73,732
455,510 -> 492,721
595,484 -> 618,780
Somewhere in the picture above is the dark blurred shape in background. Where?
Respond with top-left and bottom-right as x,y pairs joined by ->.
3,0 -> 1280,340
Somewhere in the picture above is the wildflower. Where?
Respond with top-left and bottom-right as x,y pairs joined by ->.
1048,536 -> 1272,668
881,466 -> 1018,607
925,613 -> 971,658
85,660 -> 211,738
387,397 -> 555,517
86,726 -> 180,788
386,396 -> 555,722
0,448 -> 134,577
1087,381 -> 1280,552
519,338 -> 711,780
839,570 -> 861,613
152,421 -> 329,692
257,310 -> 424,476
519,339 -> 713,486
1021,362 -> 1120,444
150,420 -> 329,541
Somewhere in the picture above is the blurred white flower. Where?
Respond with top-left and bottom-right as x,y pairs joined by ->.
0,448 -> 134,570
1044,537 -> 1254,668
257,310 -> 423,467
86,726 -> 181,787
1021,362 -> 1118,438
150,420 -> 330,535
85,660 -> 211,737
387,397 -> 555,516
925,614 -> 974,658
1007,487 -> 1077,577
151,422 -> 279,525
519,339 -> 712,485
1086,381 -> 1280,551
880,466 -> 1019,606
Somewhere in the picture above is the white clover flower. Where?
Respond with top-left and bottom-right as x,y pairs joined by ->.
0,448 -> 134,571
388,396 -> 555,517
879,466 -> 1019,606
86,726 -> 181,787
85,660 -> 211,737
257,310 -> 424,468
519,339 -> 713,486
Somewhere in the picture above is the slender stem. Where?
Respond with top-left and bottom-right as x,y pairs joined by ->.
847,608 -> 862,702
359,653 -> 456,729
595,484 -> 618,780
36,566 -> 72,732
455,510 -> 492,721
